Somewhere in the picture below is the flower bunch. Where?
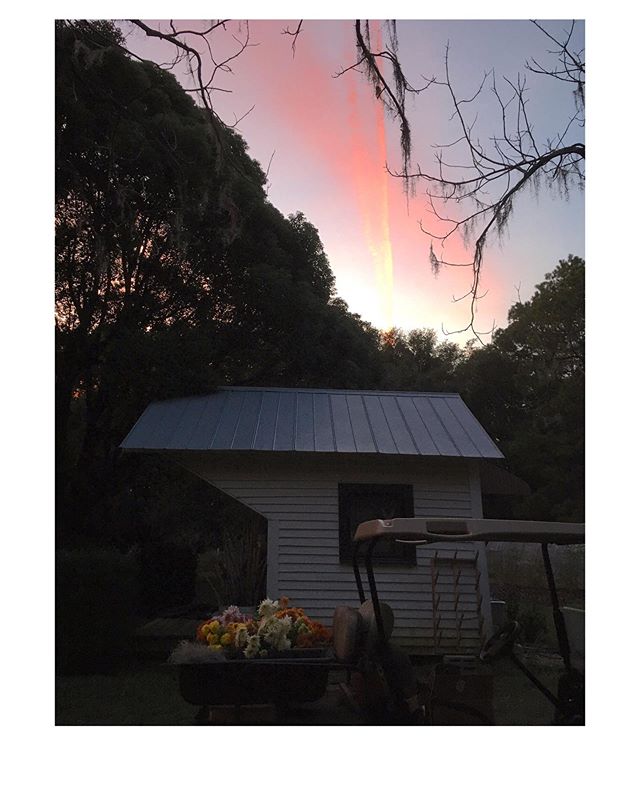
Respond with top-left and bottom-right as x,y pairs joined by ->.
195,596 -> 331,659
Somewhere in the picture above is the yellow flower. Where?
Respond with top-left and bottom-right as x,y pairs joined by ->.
210,620 -> 220,631
220,633 -> 232,646
206,633 -> 214,644
209,644 -> 223,651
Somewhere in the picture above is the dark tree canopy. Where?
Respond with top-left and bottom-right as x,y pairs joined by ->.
458,255 -> 584,521
55,20 -> 584,552
55,21 -> 380,546
56,20 -> 266,340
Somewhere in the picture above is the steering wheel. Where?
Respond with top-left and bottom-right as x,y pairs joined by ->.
480,621 -> 521,663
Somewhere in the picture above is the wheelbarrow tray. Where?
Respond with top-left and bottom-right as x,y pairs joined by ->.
177,649 -> 334,706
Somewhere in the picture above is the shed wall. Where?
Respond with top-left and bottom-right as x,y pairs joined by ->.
176,454 -> 492,655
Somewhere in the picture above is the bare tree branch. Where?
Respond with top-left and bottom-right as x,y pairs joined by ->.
334,20 -> 434,183
282,20 -> 303,57
347,19 -> 585,342
127,20 -> 255,139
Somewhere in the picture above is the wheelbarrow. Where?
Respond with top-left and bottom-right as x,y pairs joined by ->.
177,648 -> 334,713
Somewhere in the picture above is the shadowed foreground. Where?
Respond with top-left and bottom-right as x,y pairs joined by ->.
56,655 -> 566,726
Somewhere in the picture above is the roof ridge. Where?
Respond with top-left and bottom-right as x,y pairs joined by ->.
220,386 -> 462,397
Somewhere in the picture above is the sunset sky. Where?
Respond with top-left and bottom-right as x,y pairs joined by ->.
125,18 -> 585,342
5,6 -> 635,776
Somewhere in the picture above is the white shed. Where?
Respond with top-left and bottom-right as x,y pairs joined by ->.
122,386 -> 521,655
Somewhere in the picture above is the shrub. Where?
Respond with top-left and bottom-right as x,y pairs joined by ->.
203,518 -> 267,607
488,542 -> 585,650
515,605 -> 549,646
136,541 -> 197,614
56,548 -> 138,674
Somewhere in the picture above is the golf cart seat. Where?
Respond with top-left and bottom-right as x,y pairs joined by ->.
332,600 -> 421,718
332,605 -> 362,663
332,599 -> 395,662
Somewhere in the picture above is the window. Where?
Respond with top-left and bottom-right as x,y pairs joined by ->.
338,483 -> 416,566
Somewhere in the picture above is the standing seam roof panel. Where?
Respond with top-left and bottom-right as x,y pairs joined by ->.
273,392 -> 296,450
346,394 -> 377,453
394,396 -> 440,456
411,396 -> 460,456
252,391 -> 279,450
166,395 -> 208,450
295,392 -> 315,451
445,396 -> 504,458
429,396 -> 484,458
363,395 -> 398,454
329,394 -> 357,452
121,399 -> 177,449
379,395 -> 419,455
230,391 -> 263,450
184,392 -> 228,449
210,390 -> 246,449
312,392 -> 336,452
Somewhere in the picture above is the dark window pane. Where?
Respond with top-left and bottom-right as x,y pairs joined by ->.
339,484 -> 415,565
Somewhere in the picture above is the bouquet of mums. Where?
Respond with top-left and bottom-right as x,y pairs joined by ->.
170,597 -> 332,663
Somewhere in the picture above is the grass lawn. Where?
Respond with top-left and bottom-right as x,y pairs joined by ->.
56,653 -> 567,726
56,660 -> 195,725
491,656 -> 565,725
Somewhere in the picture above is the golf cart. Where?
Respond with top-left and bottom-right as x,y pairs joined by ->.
330,517 -> 585,724
176,516 -> 584,724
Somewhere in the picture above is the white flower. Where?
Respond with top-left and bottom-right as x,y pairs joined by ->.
258,598 -> 280,619
244,634 -> 261,659
235,626 -> 248,649
259,615 -> 292,651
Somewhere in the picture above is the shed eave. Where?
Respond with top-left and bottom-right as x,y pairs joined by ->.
120,446 -> 504,462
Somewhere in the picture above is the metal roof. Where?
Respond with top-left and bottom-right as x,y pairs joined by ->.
120,386 -> 504,459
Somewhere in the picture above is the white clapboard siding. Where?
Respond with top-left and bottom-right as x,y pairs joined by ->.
188,459 -> 491,655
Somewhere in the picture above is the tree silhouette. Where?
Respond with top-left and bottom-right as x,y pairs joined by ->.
55,21 -> 381,544
458,255 -> 584,521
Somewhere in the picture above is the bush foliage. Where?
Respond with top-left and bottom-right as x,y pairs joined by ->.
56,548 -> 138,674
136,542 -> 198,614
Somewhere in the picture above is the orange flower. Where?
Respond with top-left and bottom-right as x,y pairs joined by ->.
276,607 -> 307,623
196,622 -> 209,642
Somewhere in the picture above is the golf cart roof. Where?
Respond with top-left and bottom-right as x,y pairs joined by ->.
354,518 -> 585,546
